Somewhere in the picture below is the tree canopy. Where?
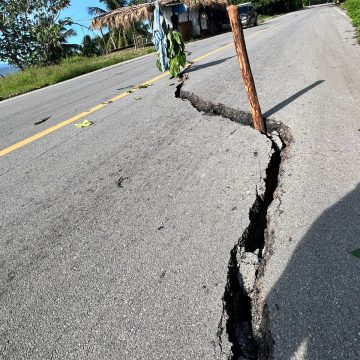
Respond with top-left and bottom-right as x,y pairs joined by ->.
0,0 -> 75,69
232,0 -> 303,14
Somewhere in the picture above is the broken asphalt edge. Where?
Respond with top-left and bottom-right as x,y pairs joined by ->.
175,80 -> 293,360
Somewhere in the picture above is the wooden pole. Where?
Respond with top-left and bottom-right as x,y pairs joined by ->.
227,5 -> 266,134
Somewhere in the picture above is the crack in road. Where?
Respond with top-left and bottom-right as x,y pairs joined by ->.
175,78 -> 292,359
221,138 -> 282,360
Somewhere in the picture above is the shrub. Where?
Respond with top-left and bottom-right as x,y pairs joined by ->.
343,0 -> 360,40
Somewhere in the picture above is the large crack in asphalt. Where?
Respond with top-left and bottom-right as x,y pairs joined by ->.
175,78 -> 292,359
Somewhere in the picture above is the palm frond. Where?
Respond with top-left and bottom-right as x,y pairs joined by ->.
62,28 -> 77,39
88,6 -> 107,16
91,3 -> 154,30
100,0 -> 127,10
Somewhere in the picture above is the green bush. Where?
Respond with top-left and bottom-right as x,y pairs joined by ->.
60,56 -> 85,65
0,47 -> 155,100
343,0 -> 360,40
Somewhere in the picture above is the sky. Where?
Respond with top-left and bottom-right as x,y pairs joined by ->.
61,0 -> 104,45
0,1 -> 104,66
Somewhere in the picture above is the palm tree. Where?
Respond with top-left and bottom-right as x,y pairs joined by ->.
88,0 -> 127,17
88,0 -> 145,52
81,35 -> 102,57
59,19 -> 80,56
36,17 -> 79,64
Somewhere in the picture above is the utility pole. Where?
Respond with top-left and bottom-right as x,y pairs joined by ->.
227,5 -> 266,134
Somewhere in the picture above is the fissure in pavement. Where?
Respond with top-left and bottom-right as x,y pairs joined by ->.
175,81 -> 292,359
221,139 -> 282,360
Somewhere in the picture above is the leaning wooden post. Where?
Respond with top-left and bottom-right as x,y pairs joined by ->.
227,5 -> 266,134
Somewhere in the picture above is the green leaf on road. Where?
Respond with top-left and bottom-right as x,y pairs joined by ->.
350,248 -> 360,258
138,83 -> 152,89
74,120 -> 93,128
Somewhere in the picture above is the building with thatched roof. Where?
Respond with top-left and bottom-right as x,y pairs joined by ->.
91,0 -> 229,41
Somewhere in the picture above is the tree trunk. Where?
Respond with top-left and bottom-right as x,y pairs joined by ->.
109,28 -> 116,50
99,28 -> 107,54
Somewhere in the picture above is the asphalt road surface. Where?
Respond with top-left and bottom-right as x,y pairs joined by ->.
182,4 -> 360,359
1,4 -> 360,360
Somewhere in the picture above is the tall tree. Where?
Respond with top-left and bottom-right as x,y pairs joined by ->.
88,0 -> 148,53
88,0 -> 127,52
57,19 -> 79,57
88,0 -> 127,17
0,0 -> 73,69
81,34 -> 102,57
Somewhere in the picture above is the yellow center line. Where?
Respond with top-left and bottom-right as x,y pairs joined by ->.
0,26 -> 276,157
192,43 -> 232,63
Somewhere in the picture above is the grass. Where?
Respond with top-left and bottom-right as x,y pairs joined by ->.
343,0 -> 360,41
0,47 -> 155,101
258,14 -> 283,24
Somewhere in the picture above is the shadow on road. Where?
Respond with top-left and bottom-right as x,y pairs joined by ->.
266,184 -> 360,358
263,80 -> 324,118
185,56 -> 236,74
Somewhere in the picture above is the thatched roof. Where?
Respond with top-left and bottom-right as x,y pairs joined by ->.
91,3 -> 155,30
183,0 -> 228,9
91,0 -> 228,30
160,0 -> 228,7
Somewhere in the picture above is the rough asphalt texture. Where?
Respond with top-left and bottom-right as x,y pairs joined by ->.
1,4 -> 360,359
182,4 -> 360,359
0,34 -> 273,359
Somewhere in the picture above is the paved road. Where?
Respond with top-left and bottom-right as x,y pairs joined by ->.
183,4 -> 360,359
0,22 -> 273,360
1,4 -> 360,359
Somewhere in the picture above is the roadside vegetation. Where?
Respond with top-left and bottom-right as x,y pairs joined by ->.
0,48 -> 155,100
0,0 -> 152,100
343,0 -> 360,41
232,0 -> 303,15
258,13 -> 282,23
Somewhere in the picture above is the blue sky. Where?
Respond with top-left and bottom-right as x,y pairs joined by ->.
61,0 -> 104,45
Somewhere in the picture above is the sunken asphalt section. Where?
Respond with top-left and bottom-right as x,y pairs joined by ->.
181,4 -> 360,359
1,4 -> 360,360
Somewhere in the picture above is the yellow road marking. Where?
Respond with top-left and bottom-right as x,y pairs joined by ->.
141,71 -> 171,85
192,43 -> 232,63
0,105 -> 107,156
0,26 -> 278,157
109,91 -> 134,103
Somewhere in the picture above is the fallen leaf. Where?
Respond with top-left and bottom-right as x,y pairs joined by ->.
74,120 -> 93,128
117,176 -> 128,188
138,83 -> 152,89
34,116 -> 51,125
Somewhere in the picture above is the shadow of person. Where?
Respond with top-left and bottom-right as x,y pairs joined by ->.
266,184 -> 360,359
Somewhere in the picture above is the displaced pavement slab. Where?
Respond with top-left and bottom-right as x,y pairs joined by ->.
0,78 -> 273,359
181,4 -> 360,359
